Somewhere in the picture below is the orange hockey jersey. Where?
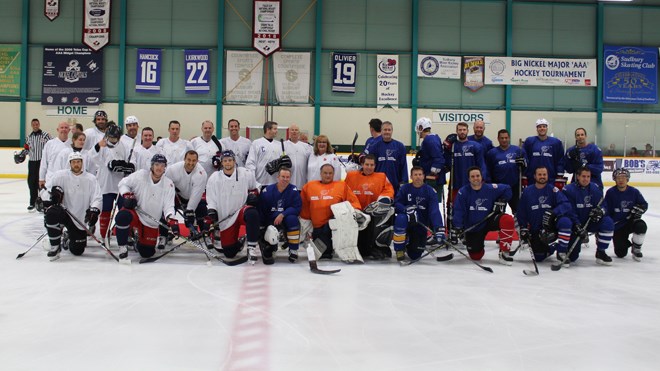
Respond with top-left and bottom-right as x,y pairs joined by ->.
300,180 -> 362,228
344,170 -> 395,210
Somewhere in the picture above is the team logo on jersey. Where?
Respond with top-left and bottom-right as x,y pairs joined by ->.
620,200 -> 632,210
321,189 -> 329,196
584,195 -> 592,206
386,149 -> 395,158
506,152 -> 516,161
538,196 -> 548,205
541,146 -> 550,154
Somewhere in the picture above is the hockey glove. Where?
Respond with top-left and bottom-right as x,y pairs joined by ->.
204,209 -> 219,231
184,209 -> 196,228
278,155 -> 292,170
348,154 -> 361,165
519,228 -> 530,245
521,176 -> 528,188
122,192 -> 137,210
449,228 -> 462,245
211,151 -> 222,170
493,198 -> 507,214
265,158 -> 280,175
405,205 -> 418,225
554,176 -> 567,190
50,186 -> 64,205
122,162 -> 135,175
246,189 -> 259,207
435,229 -> 446,244
588,207 -> 604,223
85,207 -> 100,226
167,218 -> 180,235
542,210 -> 556,230
567,146 -> 580,161
411,152 -> 421,167
108,160 -> 129,173
443,134 -> 457,152
514,156 -> 526,169
573,224 -> 588,241
631,204 -> 646,220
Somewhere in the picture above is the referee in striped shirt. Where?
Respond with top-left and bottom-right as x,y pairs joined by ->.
24,119 -> 51,212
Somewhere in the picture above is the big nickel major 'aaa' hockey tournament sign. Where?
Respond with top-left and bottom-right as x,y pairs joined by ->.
253,0 -> 281,57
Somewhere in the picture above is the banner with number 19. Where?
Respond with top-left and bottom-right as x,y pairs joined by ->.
136,48 -> 161,93
332,52 -> 357,93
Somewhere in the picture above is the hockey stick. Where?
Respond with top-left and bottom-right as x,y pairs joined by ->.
63,207 -> 127,264
135,206 -> 248,266
350,132 -> 358,160
551,196 -> 604,271
16,232 -> 48,259
445,211 -> 497,272
104,134 -> 139,248
305,237 -> 341,275
522,239 -> 539,276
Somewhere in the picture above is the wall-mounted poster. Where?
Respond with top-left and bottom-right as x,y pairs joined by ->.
603,46 -> 658,104
42,46 -> 102,106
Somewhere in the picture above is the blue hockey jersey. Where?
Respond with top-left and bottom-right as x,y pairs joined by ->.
517,183 -> 573,232
394,183 -> 444,231
564,143 -> 604,188
523,136 -> 565,182
468,135 -> 494,153
485,145 -> 526,187
445,140 -> 487,190
604,185 -> 649,231
562,182 -> 603,225
453,183 -> 512,232
259,183 -> 302,225
418,133 -> 445,181
364,138 -> 408,191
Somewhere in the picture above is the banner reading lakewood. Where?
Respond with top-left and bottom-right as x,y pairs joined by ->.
484,57 -> 597,87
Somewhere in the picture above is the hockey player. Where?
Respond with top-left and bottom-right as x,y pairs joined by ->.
564,128 -> 604,188
120,115 -> 140,149
450,166 -> 515,265
219,119 -> 252,167
115,154 -> 177,260
307,134 -> 341,182
605,168 -> 648,261
156,120 -> 192,164
344,154 -> 395,259
82,110 -> 109,152
300,163 -> 364,261
44,152 -> 102,260
363,118 -> 382,156
517,166 -> 574,262
363,121 -> 408,192
133,127 -> 162,171
245,121 -> 290,187
259,167 -> 303,264
468,119 -> 494,153
444,122 -> 487,200
523,118 -> 565,189
485,129 -> 526,212
393,166 -> 446,262
413,117 -> 445,200
191,120 -> 222,176
52,132 -> 91,174
562,166 -> 613,266
284,124 -> 312,188
38,121 -> 71,188
205,150 -> 261,262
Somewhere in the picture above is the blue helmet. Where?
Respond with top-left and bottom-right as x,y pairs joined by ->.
151,154 -> 167,166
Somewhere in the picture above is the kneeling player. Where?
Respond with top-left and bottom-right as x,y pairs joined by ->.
605,168 -> 648,261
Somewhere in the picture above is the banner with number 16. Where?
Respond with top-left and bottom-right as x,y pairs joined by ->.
136,48 -> 161,93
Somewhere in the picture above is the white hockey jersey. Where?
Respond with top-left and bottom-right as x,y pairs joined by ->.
206,167 -> 258,231
133,144 -> 162,171
39,137 -> 70,182
46,169 -> 102,231
284,140 -> 312,188
245,137 -> 281,186
92,141 -> 133,194
219,136 -> 252,167
191,136 -> 221,176
166,162 -> 207,210
120,134 -> 139,150
53,148 -> 92,175
307,153 -> 341,183
118,169 -> 176,228
82,126 -> 105,175
155,137 -> 192,164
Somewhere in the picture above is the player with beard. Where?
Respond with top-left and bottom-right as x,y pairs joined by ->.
485,129 -> 526,212
120,115 -> 140,149
467,119 -> 494,153
219,119 -> 252,168
444,122 -> 486,200
564,128 -> 604,188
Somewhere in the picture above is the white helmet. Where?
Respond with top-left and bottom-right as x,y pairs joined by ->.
415,117 -> 432,132
535,118 -> 549,127
68,151 -> 84,163
124,115 -> 139,125
264,225 -> 279,246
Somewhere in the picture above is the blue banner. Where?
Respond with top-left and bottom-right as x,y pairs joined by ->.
603,46 -> 658,104
332,52 -> 357,93
184,49 -> 210,94
136,48 -> 161,93
42,46 -> 103,106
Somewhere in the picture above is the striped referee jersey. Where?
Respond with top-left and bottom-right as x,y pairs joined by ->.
25,130 -> 52,162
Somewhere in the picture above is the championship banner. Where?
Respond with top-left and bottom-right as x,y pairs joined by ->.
225,50 -> 264,103
136,49 -> 161,93
253,0 -> 281,57
417,55 -> 461,79
603,46 -> 658,104
272,52 -> 310,103
82,0 -> 111,51
0,45 -> 21,97
184,49 -> 210,94
45,0 -> 60,21
484,57 -> 597,87
464,56 -> 484,92
377,54 -> 399,110
42,46 -> 103,106
332,52 -> 357,93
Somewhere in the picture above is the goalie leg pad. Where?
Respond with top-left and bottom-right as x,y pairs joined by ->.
299,218 -> 313,243
329,201 -> 363,263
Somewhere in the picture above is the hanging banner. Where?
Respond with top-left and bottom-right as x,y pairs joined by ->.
136,49 -> 161,93
484,57 -> 597,87
42,46 -> 103,106
463,56 -> 484,92
377,54 -> 399,110
0,45 -> 21,97
253,0 -> 281,57
272,52 -> 311,103
45,0 -> 60,21
417,55 -> 462,79
184,49 -> 210,94
332,52 -> 357,93
82,0 -> 111,51
603,46 -> 658,104
225,50 -> 264,103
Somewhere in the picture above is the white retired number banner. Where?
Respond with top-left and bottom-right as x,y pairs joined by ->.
485,57 -> 597,87
417,55 -> 461,79
377,54 -> 399,110
273,52 -> 310,103
136,49 -> 161,93
82,0 -> 111,51
225,50 -> 264,103
184,50 -> 210,94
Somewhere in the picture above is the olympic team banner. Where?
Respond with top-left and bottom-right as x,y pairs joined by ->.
42,46 -> 103,106
135,49 -> 161,93
82,0 -> 111,51
463,56 -> 484,92
45,0 -> 60,21
272,52 -> 310,103
253,0 -> 281,57
184,50 -> 210,94
603,46 -> 658,104
377,54 -> 399,110
225,50 -> 264,103
484,57 -> 597,87
332,52 -> 357,93
0,45 -> 21,97
417,55 -> 462,79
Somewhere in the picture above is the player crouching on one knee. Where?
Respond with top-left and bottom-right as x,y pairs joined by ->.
450,166 -> 515,265
392,166 -> 447,262
258,167 -> 302,264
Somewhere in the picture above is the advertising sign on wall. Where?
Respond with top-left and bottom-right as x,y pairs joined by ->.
484,57 -> 597,87
42,46 -> 102,106
603,46 -> 658,104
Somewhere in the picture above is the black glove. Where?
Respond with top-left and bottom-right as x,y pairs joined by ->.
631,204 -> 646,220
542,210 -> 556,230
108,160 -> 130,173
211,151 -> 222,170
443,134 -> 457,151
122,162 -> 135,175
412,152 -> 421,167
278,155 -> 292,170
122,192 -> 137,210
50,186 -> 64,205
449,228 -> 463,245
204,209 -> 219,231
514,156 -> 526,169
348,154 -> 361,164
589,207 -> 604,223
184,209 -> 196,227
85,207 -> 100,226
406,205 -> 418,224
568,146 -> 580,161
168,218 -> 180,235
246,190 -> 259,207
266,158 -> 280,175
519,228 -> 530,245
493,198 -> 507,214
14,149 -> 28,164
573,224 -> 588,240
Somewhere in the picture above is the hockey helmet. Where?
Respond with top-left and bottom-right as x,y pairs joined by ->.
415,117 -> 432,132
93,110 -> 108,123
264,225 -> 280,246
14,150 -> 27,164
124,115 -> 139,125
106,123 -> 122,139
68,151 -> 84,163
220,149 -> 236,160
612,167 -> 630,181
151,154 -> 168,166
535,118 -> 549,127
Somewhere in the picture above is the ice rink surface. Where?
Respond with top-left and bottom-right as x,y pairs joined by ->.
2,178 -> 660,371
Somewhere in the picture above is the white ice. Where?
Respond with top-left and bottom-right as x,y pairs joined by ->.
2,178 -> 660,371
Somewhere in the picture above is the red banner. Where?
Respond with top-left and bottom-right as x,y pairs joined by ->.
45,0 -> 60,21
82,0 -> 111,52
253,0 -> 281,57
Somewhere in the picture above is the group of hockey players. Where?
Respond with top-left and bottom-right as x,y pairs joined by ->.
24,111 -> 648,270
